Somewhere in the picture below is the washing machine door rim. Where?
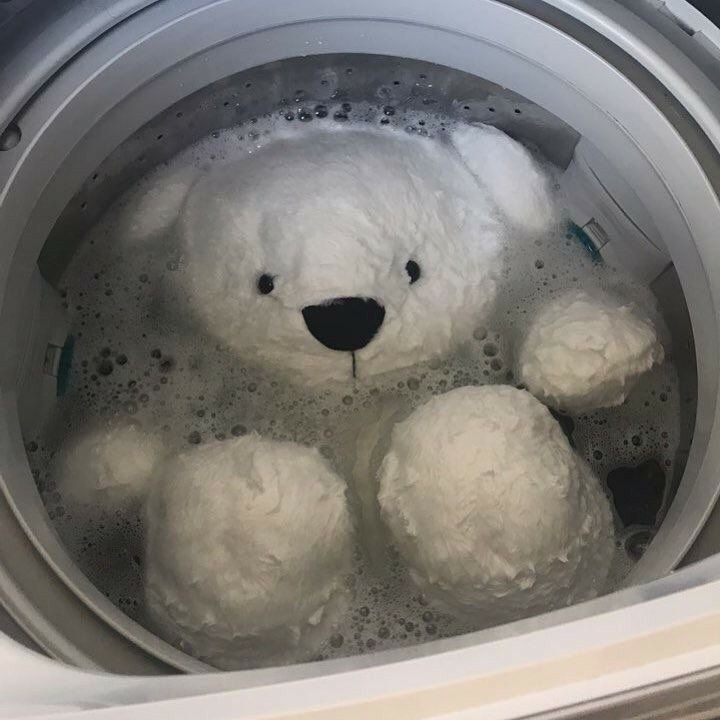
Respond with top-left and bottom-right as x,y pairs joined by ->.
4,554 -> 720,718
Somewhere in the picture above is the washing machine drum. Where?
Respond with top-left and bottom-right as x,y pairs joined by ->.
2,0 -> 720,695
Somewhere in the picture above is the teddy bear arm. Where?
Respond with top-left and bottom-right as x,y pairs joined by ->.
52,420 -> 166,509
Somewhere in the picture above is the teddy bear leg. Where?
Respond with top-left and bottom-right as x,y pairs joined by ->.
377,385 -> 614,620
144,435 -> 354,667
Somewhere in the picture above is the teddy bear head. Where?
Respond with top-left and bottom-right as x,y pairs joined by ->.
178,124 -> 554,383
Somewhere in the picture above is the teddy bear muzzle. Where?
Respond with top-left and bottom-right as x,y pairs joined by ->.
301,296 -> 385,353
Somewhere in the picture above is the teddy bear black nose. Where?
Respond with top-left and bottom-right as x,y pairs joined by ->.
302,297 -> 385,352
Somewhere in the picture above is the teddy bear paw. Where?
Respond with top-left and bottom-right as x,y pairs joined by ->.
517,289 -> 664,413
52,419 -> 165,509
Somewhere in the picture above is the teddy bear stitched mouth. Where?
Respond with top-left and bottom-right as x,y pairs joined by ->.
301,296 -> 385,353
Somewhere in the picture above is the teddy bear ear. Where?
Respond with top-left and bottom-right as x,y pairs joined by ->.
119,165 -> 198,245
450,123 -> 556,234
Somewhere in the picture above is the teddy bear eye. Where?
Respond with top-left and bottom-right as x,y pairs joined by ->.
405,260 -> 421,285
257,273 -> 275,295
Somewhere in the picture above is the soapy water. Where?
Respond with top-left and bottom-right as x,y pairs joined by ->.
26,102 -> 681,667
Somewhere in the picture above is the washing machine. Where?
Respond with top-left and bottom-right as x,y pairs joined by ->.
4,0 -> 720,717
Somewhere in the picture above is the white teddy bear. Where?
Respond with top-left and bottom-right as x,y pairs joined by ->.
55,122 -> 663,666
